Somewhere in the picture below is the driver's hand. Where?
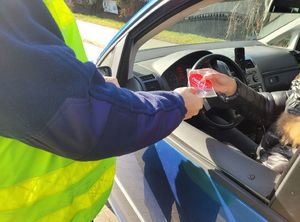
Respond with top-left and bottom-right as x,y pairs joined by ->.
174,87 -> 203,120
201,68 -> 237,96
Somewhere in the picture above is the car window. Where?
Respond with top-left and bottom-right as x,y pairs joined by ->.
100,47 -> 115,67
138,0 -> 299,52
140,0 -> 263,51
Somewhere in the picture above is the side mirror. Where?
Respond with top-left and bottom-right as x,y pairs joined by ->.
98,66 -> 112,77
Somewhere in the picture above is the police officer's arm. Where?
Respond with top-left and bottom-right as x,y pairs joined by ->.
24,66 -> 203,160
10,44 -> 202,160
0,0 -> 203,160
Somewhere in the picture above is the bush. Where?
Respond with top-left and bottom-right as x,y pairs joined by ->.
116,0 -> 145,18
66,0 -> 146,21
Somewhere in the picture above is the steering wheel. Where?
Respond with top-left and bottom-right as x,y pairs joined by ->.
192,54 -> 246,129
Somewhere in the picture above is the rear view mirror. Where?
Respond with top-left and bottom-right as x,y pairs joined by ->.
270,0 -> 300,13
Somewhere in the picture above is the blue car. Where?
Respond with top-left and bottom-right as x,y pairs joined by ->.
96,0 -> 300,221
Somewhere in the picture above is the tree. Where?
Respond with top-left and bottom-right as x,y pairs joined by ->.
116,0 -> 145,18
226,0 -> 272,40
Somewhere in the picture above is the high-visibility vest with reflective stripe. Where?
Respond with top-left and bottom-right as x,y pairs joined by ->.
0,1 -> 116,221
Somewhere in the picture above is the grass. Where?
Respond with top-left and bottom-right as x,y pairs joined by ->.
75,13 -> 125,29
155,30 -> 222,44
75,13 -> 223,44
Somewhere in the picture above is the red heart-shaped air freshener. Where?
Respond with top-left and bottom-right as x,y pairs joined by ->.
189,73 -> 203,88
202,79 -> 212,90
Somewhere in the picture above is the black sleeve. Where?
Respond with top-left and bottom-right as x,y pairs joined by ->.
223,79 -> 289,126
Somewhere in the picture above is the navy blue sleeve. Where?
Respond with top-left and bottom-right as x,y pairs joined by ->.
25,69 -> 186,160
0,0 -> 186,160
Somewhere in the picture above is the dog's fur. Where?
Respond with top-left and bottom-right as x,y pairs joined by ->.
276,73 -> 300,149
277,113 -> 300,148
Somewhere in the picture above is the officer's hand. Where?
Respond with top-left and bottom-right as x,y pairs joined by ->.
174,87 -> 203,120
104,76 -> 120,87
202,68 -> 237,96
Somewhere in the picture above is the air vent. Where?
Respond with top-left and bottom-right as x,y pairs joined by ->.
140,74 -> 155,81
144,81 -> 161,91
244,59 -> 255,69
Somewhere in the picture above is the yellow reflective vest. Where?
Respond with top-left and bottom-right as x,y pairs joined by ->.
0,1 -> 116,221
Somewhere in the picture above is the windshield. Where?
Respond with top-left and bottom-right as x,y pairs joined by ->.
140,0 -> 300,50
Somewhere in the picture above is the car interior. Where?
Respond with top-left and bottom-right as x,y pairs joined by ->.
98,0 -> 300,221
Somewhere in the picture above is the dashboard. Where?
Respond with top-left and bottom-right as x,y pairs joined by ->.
132,41 -> 300,94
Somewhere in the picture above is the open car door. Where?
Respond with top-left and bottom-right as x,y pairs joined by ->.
96,0 -> 300,221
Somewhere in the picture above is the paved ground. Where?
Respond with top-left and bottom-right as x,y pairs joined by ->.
77,19 -> 174,62
94,205 -> 119,222
77,20 -> 118,48
82,41 -> 102,62
77,20 -> 118,62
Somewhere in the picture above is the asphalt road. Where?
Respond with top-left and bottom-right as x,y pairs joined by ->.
77,20 -> 118,62
83,41 -> 102,62
78,19 -> 175,62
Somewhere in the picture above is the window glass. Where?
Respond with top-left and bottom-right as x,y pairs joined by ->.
100,47 -> 115,67
139,0 -> 299,51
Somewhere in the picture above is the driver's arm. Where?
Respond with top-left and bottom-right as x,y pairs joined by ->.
203,69 -> 289,126
225,79 -> 288,126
